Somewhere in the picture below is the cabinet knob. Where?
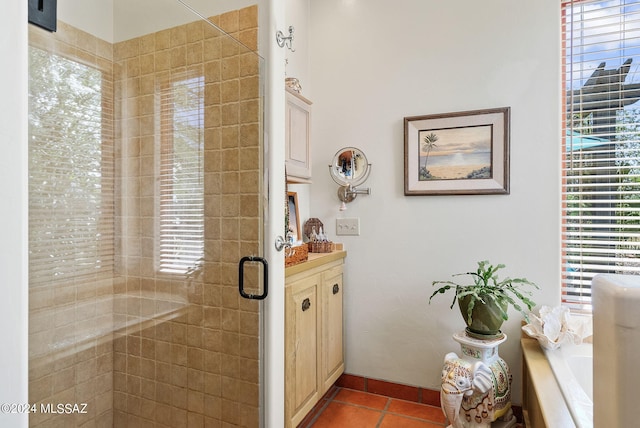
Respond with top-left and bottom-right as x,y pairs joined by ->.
332,283 -> 340,295
302,298 -> 311,311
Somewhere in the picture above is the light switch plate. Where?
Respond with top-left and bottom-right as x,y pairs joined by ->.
336,218 -> 360,236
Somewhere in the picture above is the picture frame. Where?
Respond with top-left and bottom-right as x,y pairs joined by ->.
404,107 -> 510,195
287,191 -> 301,242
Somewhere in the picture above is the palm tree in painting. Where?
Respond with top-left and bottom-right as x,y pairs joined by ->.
422,132 -> 439,171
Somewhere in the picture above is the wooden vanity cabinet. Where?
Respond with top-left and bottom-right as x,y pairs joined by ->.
320,265 -> 344,393
285,274 -> 320,425
285,253 -> 346,428
285,88 -> 312,182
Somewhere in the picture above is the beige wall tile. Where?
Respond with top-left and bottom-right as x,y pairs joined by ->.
155,48 -> 171,71
239,52 -> 260,77
219,11 -> 239,34
171,45 -> 187,68
221,56 -> 239,80
155,29 -> 171,51
221,37 -> 241,59
205,104 -> 222,128
238,29 -> 258,51
186,20 -> 204,43
239,6 -> 258,32
187,41 -> 203,65
239,99 -> 260,124
239,75 -> 259,101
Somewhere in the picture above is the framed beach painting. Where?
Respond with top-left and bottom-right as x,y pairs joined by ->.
404,107 -> 510,195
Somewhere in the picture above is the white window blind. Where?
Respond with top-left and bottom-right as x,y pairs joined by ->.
562,0 -> 640,310
28,46 -> 114,286
158,75 -> 205,274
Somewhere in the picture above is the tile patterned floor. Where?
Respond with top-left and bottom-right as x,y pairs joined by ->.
298,387 -> 447,428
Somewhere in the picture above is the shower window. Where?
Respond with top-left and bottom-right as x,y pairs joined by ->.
28,46 -> 114,285
158,74 -> 205,274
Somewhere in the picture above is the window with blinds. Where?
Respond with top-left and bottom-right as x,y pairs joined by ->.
28,46 -> 114,285
158,75 -> 205,274
562,0 -> 640,310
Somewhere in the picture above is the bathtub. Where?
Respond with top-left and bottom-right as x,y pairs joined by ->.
524,274 -> 640,428
521,337 -> 593,428
543,343 -> 593,428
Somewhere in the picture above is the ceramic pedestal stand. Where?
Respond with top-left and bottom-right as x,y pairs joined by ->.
440,331 -> 517,428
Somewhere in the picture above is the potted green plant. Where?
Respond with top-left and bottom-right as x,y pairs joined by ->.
429,260 -> 538,338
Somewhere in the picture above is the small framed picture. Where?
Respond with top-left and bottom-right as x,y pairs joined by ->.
287,191 -> 301,242
404,107 -> 510,195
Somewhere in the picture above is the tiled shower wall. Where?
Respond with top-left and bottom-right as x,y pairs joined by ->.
113,6 -> 261,427
28,5 -> 261,427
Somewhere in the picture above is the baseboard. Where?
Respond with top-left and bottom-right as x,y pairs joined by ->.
336,373 -> 441,407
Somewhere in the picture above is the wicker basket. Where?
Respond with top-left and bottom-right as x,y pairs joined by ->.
308,241 -> 334,253
285,244 -> 309,267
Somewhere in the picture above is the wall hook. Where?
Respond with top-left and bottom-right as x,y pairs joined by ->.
276,26 -> 295,52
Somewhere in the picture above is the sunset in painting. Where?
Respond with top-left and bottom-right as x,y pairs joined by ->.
419,124 -> 492,180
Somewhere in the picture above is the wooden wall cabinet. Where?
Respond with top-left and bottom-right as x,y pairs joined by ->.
285,253 -> 346,427
285,88 -> 312,182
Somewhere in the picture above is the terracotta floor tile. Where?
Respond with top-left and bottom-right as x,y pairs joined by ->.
333,388 -> 389,410
379,413 -> 445,428
387,399 -> 447,424
298,402 -> 328,427
303,384 -> 522,428
310,401 -> 383,428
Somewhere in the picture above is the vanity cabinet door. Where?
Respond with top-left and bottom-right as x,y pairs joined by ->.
320,266 -> 344,393
285,89 -> 312,182
285,275 -> 319,426
285,254 -> 346,427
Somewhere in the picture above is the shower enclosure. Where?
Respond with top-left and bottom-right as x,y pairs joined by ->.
28,1 -> 267,426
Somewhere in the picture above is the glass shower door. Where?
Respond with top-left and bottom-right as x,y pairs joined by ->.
28,1 -> 265,426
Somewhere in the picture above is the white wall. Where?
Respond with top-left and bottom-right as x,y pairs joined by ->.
283,0 -> 310,90
282,0 -> 312,225
59,0 -> 260,43
113,0 -> 258,42
58,0 -> 114,41
307,0 -> 561,403
0,1 -> 28,427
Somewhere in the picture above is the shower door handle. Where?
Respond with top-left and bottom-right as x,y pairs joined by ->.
238,256 -> 268,300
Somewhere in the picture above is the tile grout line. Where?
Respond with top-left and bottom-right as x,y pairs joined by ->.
375,398 -> 392,428
382,398 -> 447,426
306,386 -> 448,427
330,391 -> 445,426
300,387 -> 341,427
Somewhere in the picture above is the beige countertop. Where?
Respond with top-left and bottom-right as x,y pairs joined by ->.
285,250 -> 347,277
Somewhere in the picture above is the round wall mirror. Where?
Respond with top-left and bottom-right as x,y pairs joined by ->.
329,147 -> 371,187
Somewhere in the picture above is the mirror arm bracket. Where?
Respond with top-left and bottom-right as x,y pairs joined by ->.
338,184 -> 370,200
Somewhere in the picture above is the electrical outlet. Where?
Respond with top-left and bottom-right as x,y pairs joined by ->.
336,218 -> 360,236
